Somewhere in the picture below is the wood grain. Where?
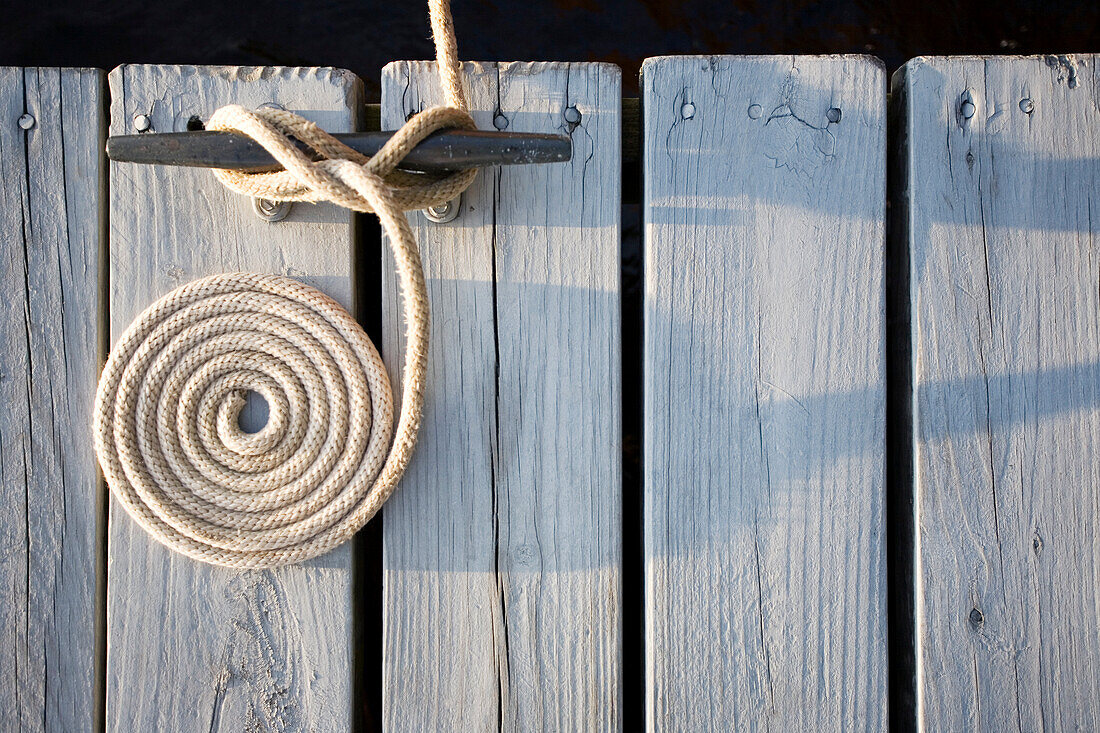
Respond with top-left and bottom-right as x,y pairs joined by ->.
106,65 -> 361,731
380,61 -> 622,731
642,55 -> 888,730
0,66 -> 105,733
896,55 -> 1100,730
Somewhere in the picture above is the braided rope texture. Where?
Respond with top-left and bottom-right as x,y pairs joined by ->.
94,0 -> 477,568
95,274 -> 397,568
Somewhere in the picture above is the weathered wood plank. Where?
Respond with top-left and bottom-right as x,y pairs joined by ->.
380,61 -> 622,731
106,65 -> 361,731
896,55 -> 1100,730
642,55 -> 888,730
0,66 -> 104,733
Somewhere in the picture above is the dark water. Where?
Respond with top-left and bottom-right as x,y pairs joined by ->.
3,0 -> 1097,95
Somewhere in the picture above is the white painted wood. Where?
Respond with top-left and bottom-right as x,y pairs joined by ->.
642,55 -> 888,730
380,61 -> 622,731
897,55 -> 1100,731
106,65 -> 361,731
0,66 -> 104,733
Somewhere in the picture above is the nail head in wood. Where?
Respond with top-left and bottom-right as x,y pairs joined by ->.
133,113 -> 152,132
17,112 -> 35,130
747,103 -> 763,120
968,607 -> 984,630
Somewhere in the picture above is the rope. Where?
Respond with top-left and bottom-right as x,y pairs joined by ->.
93,0 -> 476,568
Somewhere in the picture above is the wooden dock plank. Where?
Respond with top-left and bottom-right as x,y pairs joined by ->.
642,55 -> 888,730
895,55 -> 1100,730
0,66 -> 105,733
105,65 -> 361,731
380,61 -> 622,731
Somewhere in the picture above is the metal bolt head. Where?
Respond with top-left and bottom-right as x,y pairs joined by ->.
493,113 -> 509,130
960,100 -> 976,119
747,104 -> 763,120
133,114 -> 152,132
680,102 -> 696,120
17,113 -> 35,130
252,197 -> 292,223
826,107 -> 843,123
563,105 -> 582,125
424,196 -> 460,223
1019,98 -> 1034,114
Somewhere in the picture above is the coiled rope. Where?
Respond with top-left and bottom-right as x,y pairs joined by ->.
93,0 -> 475,568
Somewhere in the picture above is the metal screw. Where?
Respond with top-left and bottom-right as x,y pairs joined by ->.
826,107 -> 843,123
747,104 -> 763,120
133,114 -> 152,132
563,105 -> 582,125
680,102 -> 696,120
1019,98 -> 1034,114
252,198 -> 292,223
17,113 -> 35,130
424,196 -> 461,223
960,100 -> 976,119
493,113 -> 509,130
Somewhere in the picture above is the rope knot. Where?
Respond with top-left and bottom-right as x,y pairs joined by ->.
205,103 -> 477,215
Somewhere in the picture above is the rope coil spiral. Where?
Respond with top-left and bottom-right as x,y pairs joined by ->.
94,274 -> 395,567
93,0 -> 476,568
